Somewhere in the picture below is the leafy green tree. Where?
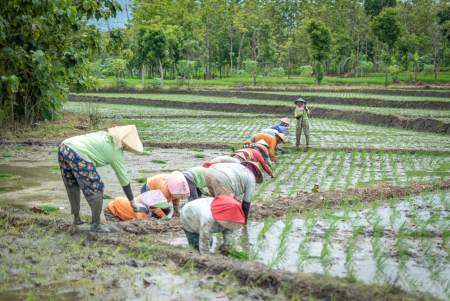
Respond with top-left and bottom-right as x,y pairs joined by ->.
135,26 -> 169,86
396,34 -> 419,83
306,19 -> 331,85
371,7 -> 402,86
0,0 -> 124,125
245,60 -> 258,85
177,60 -> 196,84
364,0 -> 397,18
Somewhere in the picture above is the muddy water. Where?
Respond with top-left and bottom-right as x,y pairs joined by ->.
0,145 -> 230,218
170,191 -> 450,300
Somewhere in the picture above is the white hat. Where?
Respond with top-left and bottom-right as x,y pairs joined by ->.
280,118 -> 291,126
256,139 -> 269,147
108,125 -> 143,154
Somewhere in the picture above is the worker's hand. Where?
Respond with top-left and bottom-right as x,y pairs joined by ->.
129,199 -> 139,212
173,204 -> 180,217
270,174 -> 275,178
219,244 -> 232,252
300,114 -> 304,118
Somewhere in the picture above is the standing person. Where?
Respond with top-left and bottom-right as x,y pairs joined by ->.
231,148 -> 274,178
182,166 -> 208,201
180,195 -> 245,254
250,132 -> 286,164
205,162 -> 263,224
104,190 -> 171,221
141,171 -> 190,216
59,125 -> 143,232
295,98 -> 310,149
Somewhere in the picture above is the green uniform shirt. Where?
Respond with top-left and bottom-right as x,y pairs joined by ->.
63,131 -> 129,186
295,108 -> 309,120
188,167 -> 207,189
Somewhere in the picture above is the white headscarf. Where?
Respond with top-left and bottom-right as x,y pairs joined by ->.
107,125 -> 143,154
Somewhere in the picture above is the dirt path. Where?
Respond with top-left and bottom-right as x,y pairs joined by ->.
0,207 -> 440,301
69,94 -> 450,135
251,179 -> 450,220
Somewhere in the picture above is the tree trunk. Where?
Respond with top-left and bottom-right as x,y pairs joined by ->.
356,32 -> 360,78
415,62 -> 418,80
385,61 -> 389,87
288,60 -> 291,79
229,29 -> 233,78
236,33 -> 245,78
141,61 -> 145,86
159,58 -> 164,86
338,64 -> 340,75
129,68 -> 133,78
206,24 -> 210,80
434,33 -> 438,84
253,71 -> 256,86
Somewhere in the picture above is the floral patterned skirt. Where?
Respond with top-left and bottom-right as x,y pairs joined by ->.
103,207 -> 122,222
58,143 -> 104,198
205,174 -> 233,197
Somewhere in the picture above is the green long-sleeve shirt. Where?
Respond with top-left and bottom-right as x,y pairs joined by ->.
295,108 -> 309,120
63,131 -> 129,186
188,167 -> 207,189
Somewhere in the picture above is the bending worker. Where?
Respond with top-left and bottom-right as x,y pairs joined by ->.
182,166 -> 208,201
180,195 -> 245,254
104,190 -> 170,221
141,171 -> 190,216
243,140 -> 271,166
231,148 -> 274,178
205,162 -> 263,224
250,132 -> 286,164
59,125 -> 143,232
261,118 -> 290,136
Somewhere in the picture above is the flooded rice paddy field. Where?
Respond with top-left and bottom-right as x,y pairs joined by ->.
170,190 -> 450,299
63,101 -> 262,117
243,91 -> 450,102
66,100 -> 450,121
0,145 -> 231,217
121,117 -> 450,150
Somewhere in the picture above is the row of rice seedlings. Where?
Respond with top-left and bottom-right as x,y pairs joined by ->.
344,150 -> 359,190
268,208 -> 294,269
294,149 -> 321,193
328,150 -> 348,191
288,148 -> 315,195
298,149 -> 328,192
355,150 -> 368,188
296,205 -> 318,271
307,150 -> 333,190
267,152 -> 304,199
249,217 -> 276,261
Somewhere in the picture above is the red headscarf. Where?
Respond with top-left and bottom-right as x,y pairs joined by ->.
202,162 -> 219,168
211,195 -> 245,224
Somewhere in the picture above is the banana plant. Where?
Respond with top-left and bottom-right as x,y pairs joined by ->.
408,52 -> 433,80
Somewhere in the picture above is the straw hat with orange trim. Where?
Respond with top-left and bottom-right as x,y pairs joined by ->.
240,161 -> 263,184
230,152 -> 247,161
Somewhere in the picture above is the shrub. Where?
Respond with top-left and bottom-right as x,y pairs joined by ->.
273,68 -> 285,78
422,64 -> 434,77
300,65 -> 313,77
147,78 -> 162,90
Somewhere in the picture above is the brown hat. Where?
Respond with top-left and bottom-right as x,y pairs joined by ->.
231,152 -> 247,161
240,161 -> 263,184
275,132 -> 287,144
280,118 -> 291,126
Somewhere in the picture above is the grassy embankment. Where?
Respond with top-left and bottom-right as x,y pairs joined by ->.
100,71 -> 450,87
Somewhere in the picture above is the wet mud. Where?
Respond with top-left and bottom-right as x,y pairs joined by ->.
69,94 -> 450,135
0,207 -> 440,301
251,179 -> 450,220
102,114 -> 283,119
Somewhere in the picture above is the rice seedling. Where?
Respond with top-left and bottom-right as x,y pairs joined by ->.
268,208 -> 294,268
14,146 -> 28,150
50,167 -> 60,171
136,152 -> 150,156
194,154 -> 206,158
189,148 -> 204,152
39,206 -> 59,213
136,178 -> 147,183
0,174 -> 13,178
144,147 -> 156,151
103,195 -> 113,199
1,154 -> 13,157
150,160 -> 167,164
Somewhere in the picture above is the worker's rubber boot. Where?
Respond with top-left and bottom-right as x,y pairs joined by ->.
65,185 -> 86,225
88,194 -> 111,233
242,201 -> 251,225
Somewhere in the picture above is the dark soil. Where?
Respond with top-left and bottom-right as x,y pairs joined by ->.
251,179 -> 450,220
87,89 -> 450,109
103,114 -> 283,119
0,206 -> 440,300
69,95 -> 450,135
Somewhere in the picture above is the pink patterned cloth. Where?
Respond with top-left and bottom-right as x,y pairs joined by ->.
296,103 -> 305,111
167,171 -> 190,195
